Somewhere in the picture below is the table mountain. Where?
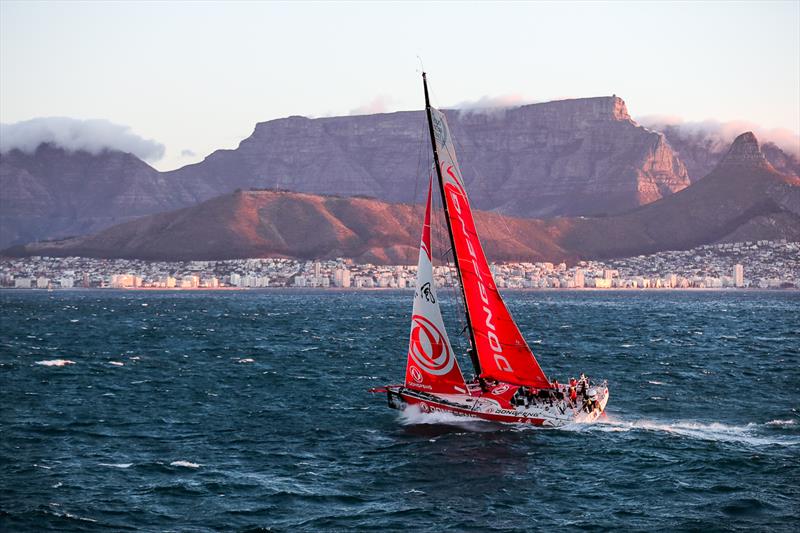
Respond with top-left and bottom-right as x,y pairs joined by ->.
165,96 -> 691,218
1,96 -> 694,248
8,133 -> 797,263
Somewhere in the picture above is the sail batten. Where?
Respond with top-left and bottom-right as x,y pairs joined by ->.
425,101 -> 550,389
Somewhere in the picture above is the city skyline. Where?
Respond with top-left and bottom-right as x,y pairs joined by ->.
4,239 -> 796,291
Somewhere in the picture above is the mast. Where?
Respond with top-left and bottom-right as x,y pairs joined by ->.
422,72 -> 481,377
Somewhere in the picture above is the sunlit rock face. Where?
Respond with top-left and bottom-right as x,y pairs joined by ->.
1,96 -> 694,247
166,96 -> 691,218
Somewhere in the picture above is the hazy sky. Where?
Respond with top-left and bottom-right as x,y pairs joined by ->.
1,0 -> 798,170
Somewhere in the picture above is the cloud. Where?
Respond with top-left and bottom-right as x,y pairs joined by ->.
452,94 -> 535,117
180,148 -> 196,157
637,115 -> 800,157
0,117 -> 165,161
349,95 -> 394,116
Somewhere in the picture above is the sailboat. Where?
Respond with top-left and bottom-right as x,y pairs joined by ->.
371,73 -> 609,427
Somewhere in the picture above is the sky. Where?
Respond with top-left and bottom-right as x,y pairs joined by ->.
1,0 -> 798,170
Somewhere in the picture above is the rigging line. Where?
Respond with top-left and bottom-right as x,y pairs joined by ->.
411,106 -> 428,211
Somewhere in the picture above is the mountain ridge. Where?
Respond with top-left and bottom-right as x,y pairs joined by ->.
7,133 -> 798,264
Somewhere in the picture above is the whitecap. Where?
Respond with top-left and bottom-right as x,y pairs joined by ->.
766,419 -> 796,427
109,361 -> 124,366
647,380 -> 666,385
170,460 -> 200,468
99,463 -> 132,468
237,358 -> 255,363
35,359 -> 75,367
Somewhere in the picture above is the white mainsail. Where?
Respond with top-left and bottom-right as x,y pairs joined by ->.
404,177 -> 468,394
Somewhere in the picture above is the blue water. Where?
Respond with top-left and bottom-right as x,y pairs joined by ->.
1,290 -> 798,531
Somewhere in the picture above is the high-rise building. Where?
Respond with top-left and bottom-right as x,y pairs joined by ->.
574,269 -> 585,288
734,264 -> 744,287
334,268 -> 351,288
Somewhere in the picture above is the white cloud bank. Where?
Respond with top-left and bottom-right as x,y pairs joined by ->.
0,117 -> 165,161
637,115 -> 800,157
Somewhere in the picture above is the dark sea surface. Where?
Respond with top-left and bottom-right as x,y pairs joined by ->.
1,289 -> 798,532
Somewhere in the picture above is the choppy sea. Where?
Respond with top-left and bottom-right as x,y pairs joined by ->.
1,289 -> 798,531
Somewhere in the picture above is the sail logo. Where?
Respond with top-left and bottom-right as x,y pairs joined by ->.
408,314 -> 455,376
419,282 -> 436,303
409,366 -> 423,383
431,109 -> 449,147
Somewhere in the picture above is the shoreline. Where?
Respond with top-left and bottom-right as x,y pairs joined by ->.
2,287 -> 797,293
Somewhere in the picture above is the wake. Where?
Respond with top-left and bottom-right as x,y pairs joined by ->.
398,405 -> 497,431
566,414 -> 800,447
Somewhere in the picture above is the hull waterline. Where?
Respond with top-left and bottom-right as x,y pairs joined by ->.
376,382 -> 609,428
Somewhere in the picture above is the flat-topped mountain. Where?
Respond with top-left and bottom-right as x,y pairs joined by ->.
8,133 -> 798,263
1,96 -> 693,248
165,97 -> 691,218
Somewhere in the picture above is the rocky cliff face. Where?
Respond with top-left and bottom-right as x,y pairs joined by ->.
11,133 -> 797,263
657,125 -> 799,181
167,96 -> 691,218
0,96 -> 709,248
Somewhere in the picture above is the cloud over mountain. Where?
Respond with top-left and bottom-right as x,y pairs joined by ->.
349,95 -> 394,116
637,115 -> 800,157
0,117 -> 165,162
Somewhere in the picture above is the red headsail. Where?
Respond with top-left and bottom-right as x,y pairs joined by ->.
428,106 -> 550,388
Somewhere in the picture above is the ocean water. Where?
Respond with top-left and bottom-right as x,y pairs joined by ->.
1,289 -> 798,532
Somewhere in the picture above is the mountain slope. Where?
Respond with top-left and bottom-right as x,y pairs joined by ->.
166,97 -> 691,218
560,132 -> 800,258
0,144 -> 191,246
4,190 -> 571,263
6,133 -> 798,263
0,96 -> 694,248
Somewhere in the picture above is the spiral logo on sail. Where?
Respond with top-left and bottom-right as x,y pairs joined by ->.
408,314 -> 454,376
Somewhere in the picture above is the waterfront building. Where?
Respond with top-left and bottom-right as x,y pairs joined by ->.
574,269 -> 585,288
333,268 -> 351,288
734,264 -> 744,287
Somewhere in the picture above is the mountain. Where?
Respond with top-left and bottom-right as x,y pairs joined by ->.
0,96 -> 692,248
558,132 -> 800,258
165,97 -> 690,218
8,133 -> 798,263
657,125 -> 800,181
0,144 -> 192,247
2,190 -> 571,264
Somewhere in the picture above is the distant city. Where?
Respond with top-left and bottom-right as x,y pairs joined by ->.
1,240 -> 798,291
